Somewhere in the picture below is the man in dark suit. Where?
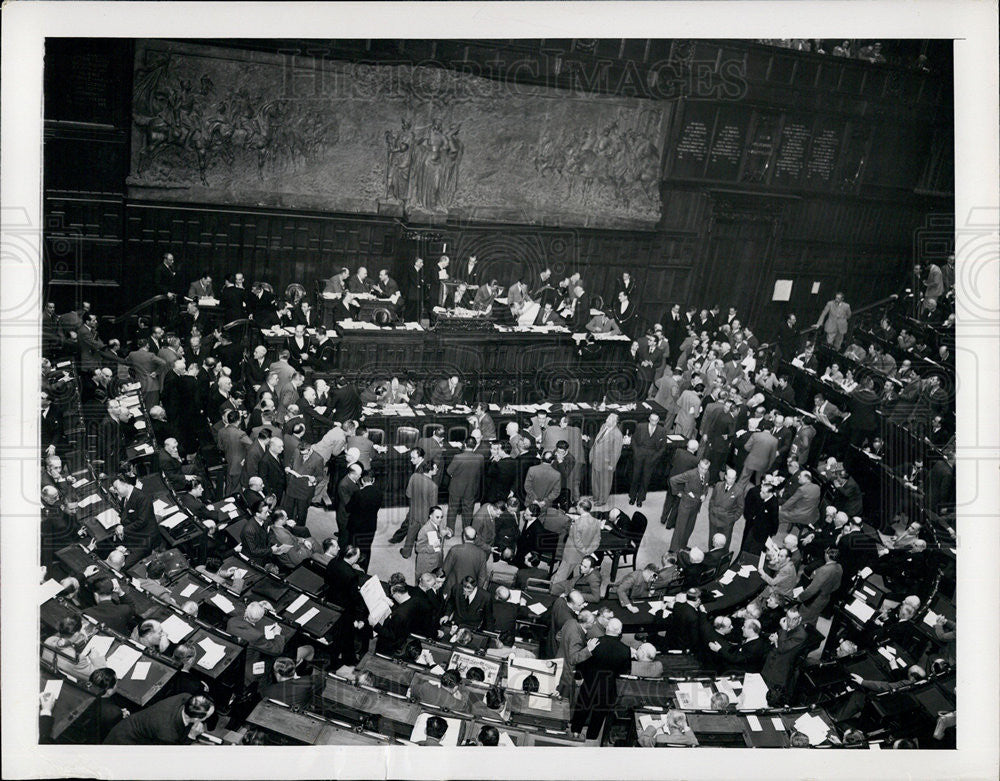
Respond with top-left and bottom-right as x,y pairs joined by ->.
335,463 -> 363,548
442,526 -> 489,593
761,608 -> 809,701
416,427 -> 446,485
429,375 -> 464,406
660,587 -> 709,652
219,275 -> 247,323
323,542 -> 370,666
708,616 -> 769,673
104,693 -> 215,744
446,438 -> 484,532
84,577 -> 138,635
628,412 -> 669,507
258,656 -> 324,710
328,376 -> 362,424
533,301 -> 565,327
400,257 -> 430,322
240,500 -> 273,567
772,313 -> 799,367
111,475 -> 160,567
570,618 -> 631,740
346,471 -> 383,568
257,437 -> 287,503
660,439 -> 699,527
447,575 -> 492,630
375,583 -> 428,656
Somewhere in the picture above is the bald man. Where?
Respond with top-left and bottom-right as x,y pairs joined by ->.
570,617 -> 631,740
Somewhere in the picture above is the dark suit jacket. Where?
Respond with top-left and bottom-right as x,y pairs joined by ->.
241,519 -> 271,566
577,635 -> 632,707
347,483 -> 383,536
632,422 -> 669,456
448,585 -> 492,630
84,598 -> 138,636
483,458 -> 518,504
447,451 -> 484,499
104,694 -> 193,744
324,558 -> 364,617
375,596 -> 428,656
258,453 -> 287,500
429,379 -> 465,405
329,385 -> 363,424
761,625 -> 808,691
121,488 -> 159,556
442,542 -> 488,593
259,672 -> 325,710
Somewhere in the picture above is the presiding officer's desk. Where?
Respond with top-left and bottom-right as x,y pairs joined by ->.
633,704 -> 839,747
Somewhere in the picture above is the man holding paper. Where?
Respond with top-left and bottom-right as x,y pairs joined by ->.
226,601 -> 287,685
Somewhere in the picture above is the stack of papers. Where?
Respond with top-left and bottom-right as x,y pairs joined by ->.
95,508 -> 120,530
844,598 -> 876,623
160,511 -> 187,530
152,499 -> 172,516
77,493 -> 100,509
675,681 -> 714,709
526,602 -> 546,616
737,673 -> 770,710
161,614 -> 195,643
738,565 -> 755,578
718,570 -> 737,585
792,713 -> 830,745
196,637 -> 227,670
105,645 -> 143,678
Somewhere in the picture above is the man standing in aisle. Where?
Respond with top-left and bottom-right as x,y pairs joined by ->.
628,412 -> 668,508
589,413 -> 624,508
815,291 -> 852,351
446,438 -> 484,533
668,459 -> 711,553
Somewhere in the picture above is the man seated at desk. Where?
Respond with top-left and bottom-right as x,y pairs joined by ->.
373,268 -> 402,314
347,266 -> 372,296
471,278 -> 502,313
586,309 -> 622,335
534,301 -> 566,327
409,669 -> 474,714
324,267 -> 349,296
446,282 -> 473,310
550,554 -> 602,602
614,563 -> 658,612
258,656 -> 325,710
429,375 -> 464,406
637,710 -> 699,747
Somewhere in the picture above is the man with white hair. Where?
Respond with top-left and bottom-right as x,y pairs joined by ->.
505,421 -> 531,458
631,643 -> 664,678
158,437 -> 198,491
226,600 -> 288,685
570,617 -> 631,740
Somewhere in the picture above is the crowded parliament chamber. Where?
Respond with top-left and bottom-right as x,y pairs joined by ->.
35,37 -> 958,750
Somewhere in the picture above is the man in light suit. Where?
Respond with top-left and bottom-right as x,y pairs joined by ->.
795,548 -> 843,624
628,412 -> 669,507
707,467 -> 746,550
127,338 -> 168,407
777,470 -> 821,537
524,451 -> 562,509
187,272 -> 213,300
446,438 -> 484,532
590,413 -> 624,507
740,421 -> 779,485
442,526 -> 489,593
469,402 -> 496,441
815,291 -> 852,350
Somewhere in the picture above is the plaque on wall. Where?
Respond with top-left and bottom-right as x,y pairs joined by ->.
704,105 -> 750,181
803,119 -> 845,187
670,101 -> 716,180
772,115 -> 813,185
741,112 -> 780,184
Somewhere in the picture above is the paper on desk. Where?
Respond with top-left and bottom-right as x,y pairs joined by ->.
40,579 -> 65,603
134,419 -> 147,430
160,511 -> 187,530
231,568 -> 248,581
180,583 -> 200,598
738,565 -> 755,577
771,717 -> 786,731
738,673 -> 770,710
153,499 -> 172,516
647,600 -> 665,614
922,609 -> 940,627
638,713 -> 662,731
675,681 -> 713,709
96,508 -> 120,530
197,637 -> 227,670
105,645 -> 143,678
718,570 -> 737,585
72,477 -> 89,489
135,443 -> 154,455
506,589 -> 522,604
527,602 -> 546,616
131,661 -> 151,681
286,593 -> 310,615
159,613 -> 193,643
43,678 -> 64,699
711,589 -> 724,598
295,607 -> 320,626
715,678 -> 739,703
393,445 -> 410,454
77,493 -> 100,509
845,598 -> 875,623
746,714 -> 763,731
792,713 -> 830,745
209,593 -> 236,614
83,634 -> 115,658
527,694 -> 552,711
